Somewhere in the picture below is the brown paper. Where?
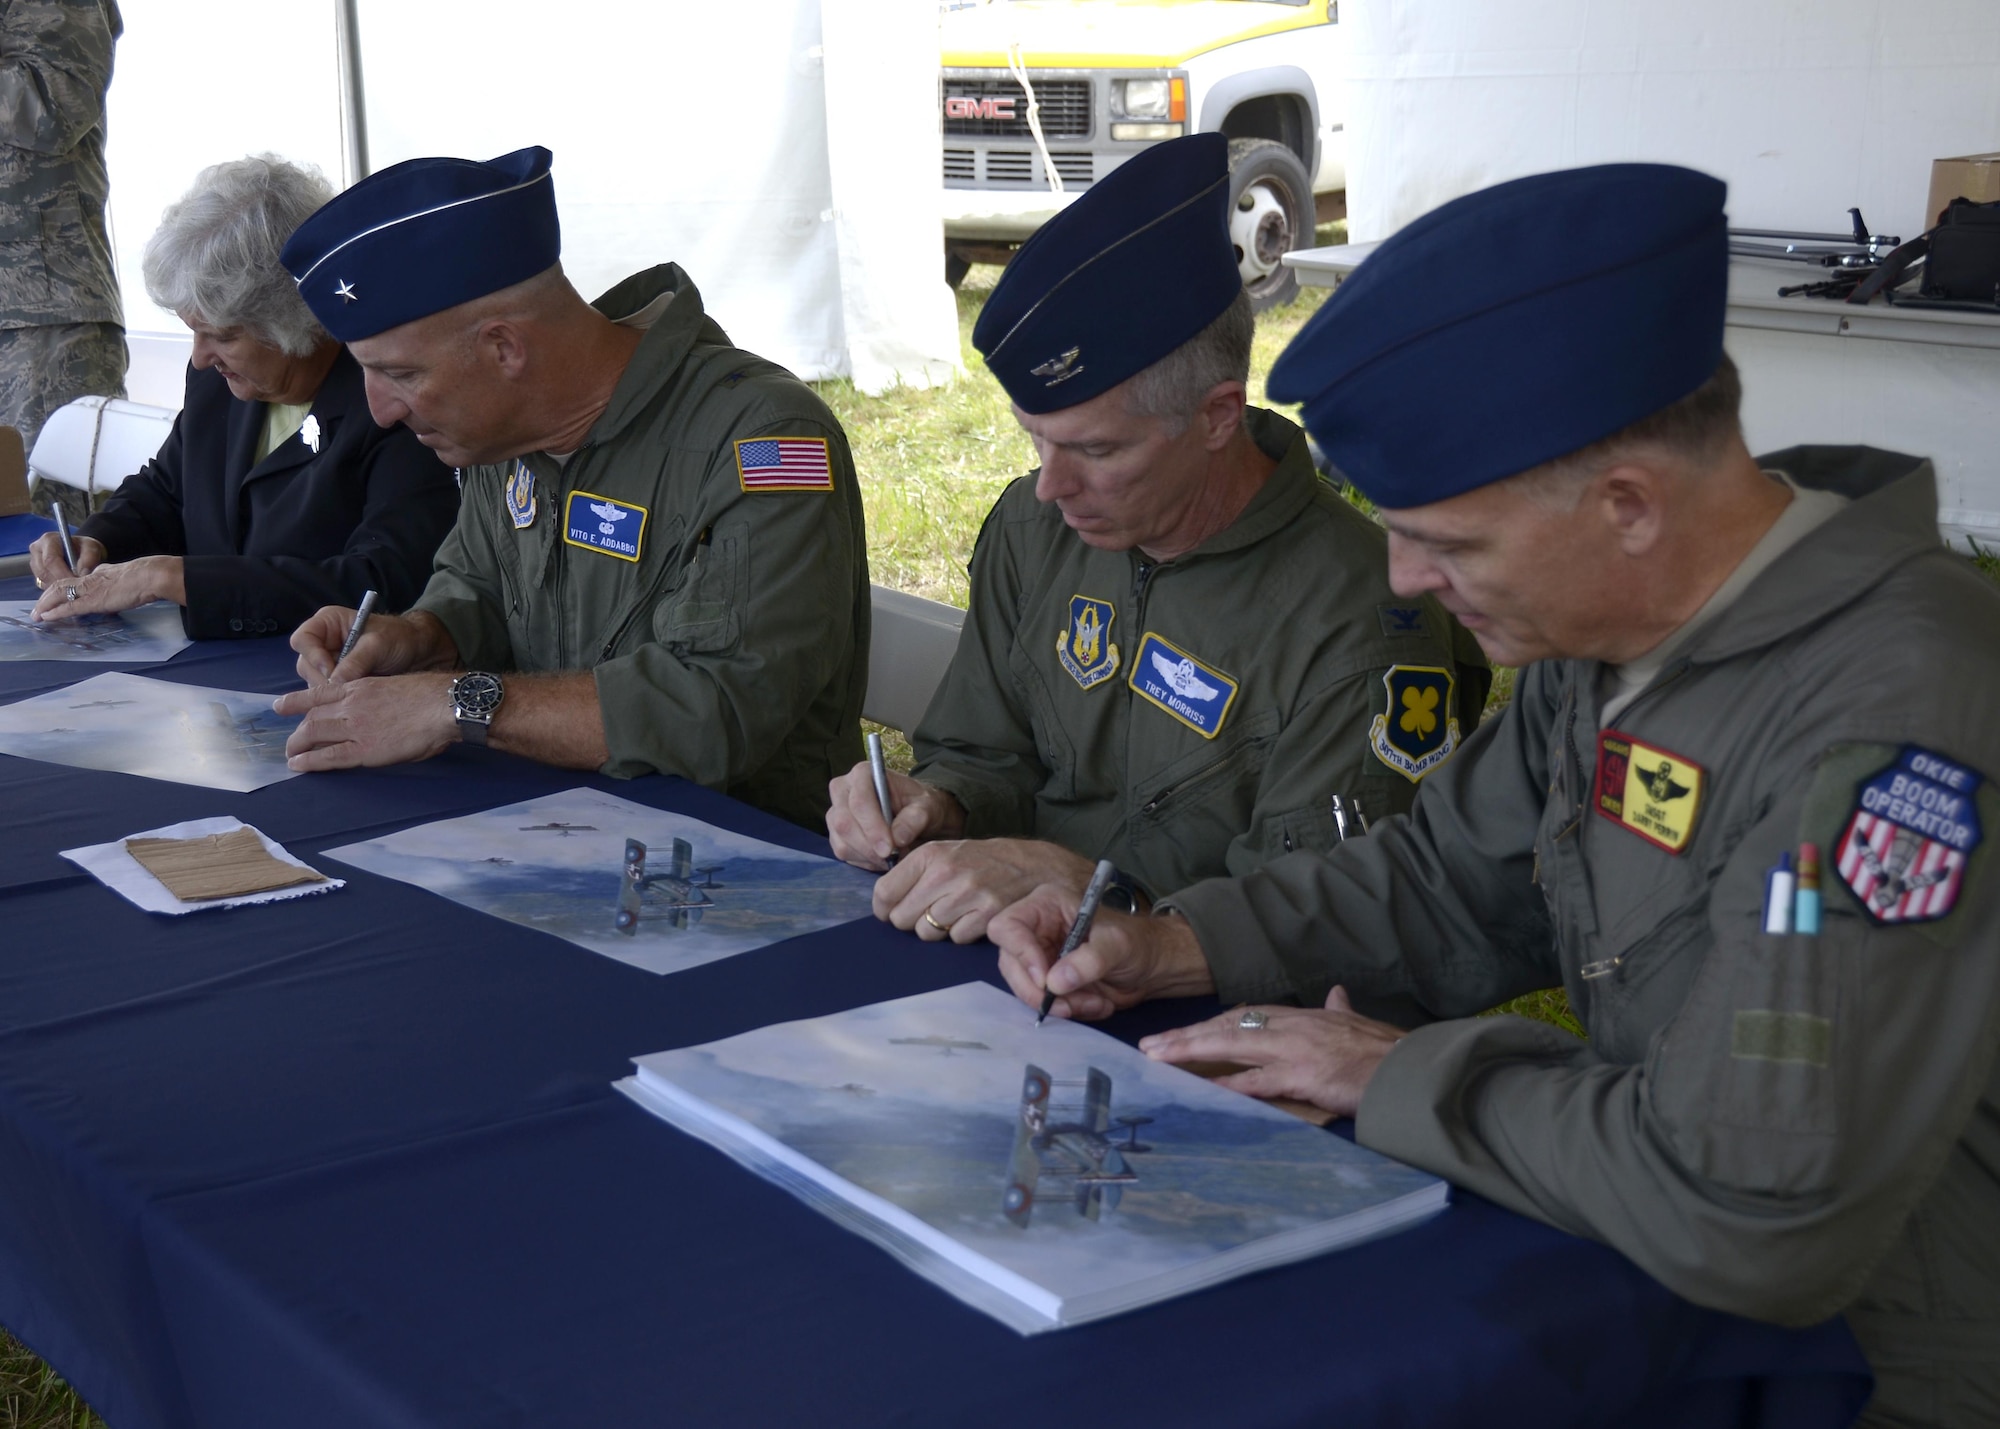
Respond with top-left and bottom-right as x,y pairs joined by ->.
124,827 -> 327,902
1926,152 -> 2000,229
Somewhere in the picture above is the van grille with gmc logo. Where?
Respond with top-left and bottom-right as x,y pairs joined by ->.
940,78 -> 1092,138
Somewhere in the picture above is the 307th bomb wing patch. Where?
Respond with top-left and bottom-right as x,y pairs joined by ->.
1836,745 -> 1983,923
1595,731 -> 1704,853
736,436 -> 834,492
1128,633 -> 1238,738
1370,665 -> 1460,781
1056,594 -> 1119,689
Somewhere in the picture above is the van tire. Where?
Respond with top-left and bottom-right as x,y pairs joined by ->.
1227,137 -> 1311,312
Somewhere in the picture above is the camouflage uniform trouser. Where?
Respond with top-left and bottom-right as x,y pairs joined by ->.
0,322 -> 128,515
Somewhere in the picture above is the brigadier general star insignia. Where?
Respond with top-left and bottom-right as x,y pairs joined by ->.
334,279 -> 357,303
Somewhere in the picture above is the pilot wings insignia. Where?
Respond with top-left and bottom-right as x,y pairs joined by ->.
1151,650 -> 1219,701
1030,347 -> 1084,387
1128,633 -> 1238,738
589,500 -> 629,533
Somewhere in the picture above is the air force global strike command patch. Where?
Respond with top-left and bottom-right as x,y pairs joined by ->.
563,490 -> 647,562
1369,665 -> 1460,781
505,461 -> 536,529
1836,746 -> 1983,923
1129,633 -> 1238,738
1595,731 -> 1704,853
1056,595 -> 1119,689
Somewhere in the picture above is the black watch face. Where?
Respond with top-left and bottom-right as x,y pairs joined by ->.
455,672 -> 503,718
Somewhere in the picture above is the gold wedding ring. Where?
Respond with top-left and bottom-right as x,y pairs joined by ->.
923,909 -> 953,934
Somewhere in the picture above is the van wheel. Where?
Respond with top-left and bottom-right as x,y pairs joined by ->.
945,245 -> 972,289
1227,138 -> 1311,312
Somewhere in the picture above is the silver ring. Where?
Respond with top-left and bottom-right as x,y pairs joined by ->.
1238,1009 -> 1269,1030
65,586 -> 78,603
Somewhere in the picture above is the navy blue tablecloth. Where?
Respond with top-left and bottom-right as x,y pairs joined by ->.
0,578 -> 1873,1429
0,512 -> 55,558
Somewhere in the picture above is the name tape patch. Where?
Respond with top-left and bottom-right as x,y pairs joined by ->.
1056,594 -> 1119,689
563,490 -> 647,562
1128,633 -> 1238,739
1595,731 -> 1704,853
1369,665 -> 1460,782
1836,745 -> 1983,924
736,436 -> 833,492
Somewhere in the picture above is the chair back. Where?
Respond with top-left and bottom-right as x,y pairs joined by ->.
28,396 -> 177,499
864,585 -> 965,734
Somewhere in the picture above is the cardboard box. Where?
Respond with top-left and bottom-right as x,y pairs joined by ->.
1927,153 -> 2000,229
0,426 -> 26,517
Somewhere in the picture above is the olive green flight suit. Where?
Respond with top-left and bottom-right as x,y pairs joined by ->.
1170,449 -> 2000,1428
912,408 -> 1488,901
414,265 -> 869,830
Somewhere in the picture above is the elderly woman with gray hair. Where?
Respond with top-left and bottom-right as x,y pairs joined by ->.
27,154 -> 457,638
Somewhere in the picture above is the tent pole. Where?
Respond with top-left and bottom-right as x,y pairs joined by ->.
335,0 -> 370,187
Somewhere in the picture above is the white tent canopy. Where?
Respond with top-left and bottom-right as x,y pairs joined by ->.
103,0 -> 959,409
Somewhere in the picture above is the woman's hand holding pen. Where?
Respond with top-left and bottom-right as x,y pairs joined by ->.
30,551 -> 183,621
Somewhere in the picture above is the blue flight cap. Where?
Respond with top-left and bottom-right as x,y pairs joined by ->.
974,132 -> 1239,413
281,146 -> 561,343
1267,163 -> 1729,508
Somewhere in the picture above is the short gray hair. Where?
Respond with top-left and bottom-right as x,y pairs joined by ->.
1512,353 -> 1746,510
143,154 -> 334,357
1122,287 -> 1255,432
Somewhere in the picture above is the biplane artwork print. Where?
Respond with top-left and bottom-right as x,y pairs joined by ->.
324,788 -> 875,975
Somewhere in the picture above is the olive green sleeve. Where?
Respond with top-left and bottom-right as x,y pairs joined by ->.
0,0 -> 114,155
592,417 -> 864,786
908,482 -> 1048,837
1356,749 -> 2000,1327
1167,661 -> 1561,1008
411,470 -> 518,672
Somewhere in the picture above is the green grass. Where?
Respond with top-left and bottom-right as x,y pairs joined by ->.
0,1330 -> 103,1429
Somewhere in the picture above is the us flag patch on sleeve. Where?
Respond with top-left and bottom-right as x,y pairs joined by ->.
1836,745 -> 1983,923
736,436 -> 834,492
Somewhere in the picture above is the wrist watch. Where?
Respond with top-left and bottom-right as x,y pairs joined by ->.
448,671 -> 504,745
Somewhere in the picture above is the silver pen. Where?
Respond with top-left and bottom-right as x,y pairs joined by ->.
52,500 -> 78,574
1038,858 -> 1117,1026
1350,797 -> 1370,835
866,731 -> 900,867
1331,794 -> 1350,842
335,589 -> 379,666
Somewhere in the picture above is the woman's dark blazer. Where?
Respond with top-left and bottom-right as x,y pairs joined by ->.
79,349 -> 461,639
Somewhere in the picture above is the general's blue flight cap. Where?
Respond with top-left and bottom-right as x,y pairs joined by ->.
1267,163 -> 1729,509
974,132 -> 1240,414
281,146 -> 561,343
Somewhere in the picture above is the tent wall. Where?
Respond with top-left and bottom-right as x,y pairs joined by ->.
1343,0 -> 2000,241
102,0 -> 957,409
